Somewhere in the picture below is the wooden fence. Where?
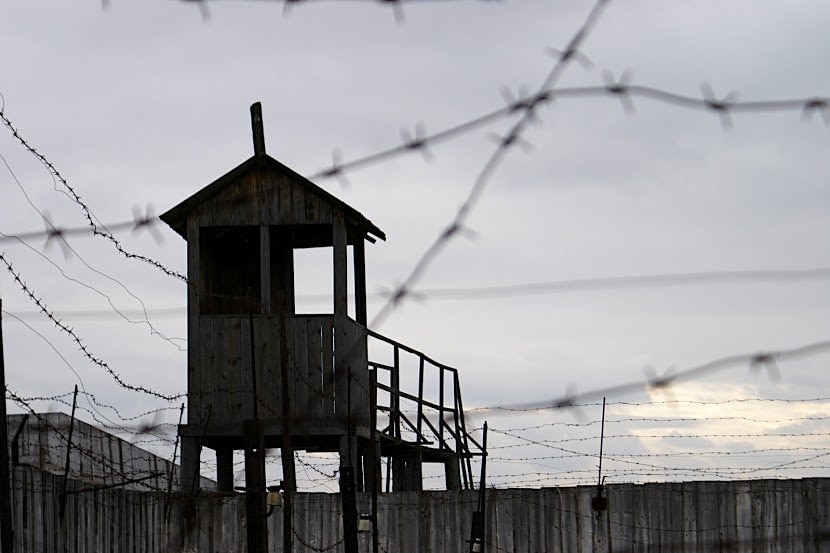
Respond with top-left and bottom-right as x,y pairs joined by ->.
7,466 -> 828,552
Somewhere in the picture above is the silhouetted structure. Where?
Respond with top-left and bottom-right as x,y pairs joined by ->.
160,103 -> 482,501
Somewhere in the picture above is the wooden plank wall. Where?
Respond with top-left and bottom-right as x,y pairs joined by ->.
198,315 -> 371,431
7,467 -> 828,553
196,169 -> 337,229
342,318 -> 370,426
7,413 -> 193,493
10,466 -> 176,553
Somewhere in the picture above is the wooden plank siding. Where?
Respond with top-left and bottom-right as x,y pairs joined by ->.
3,466 -> 829,552
306,317 -> 323,424
194,167 -> 337,230
292,317 -> 310,418
194,315 -> 370,435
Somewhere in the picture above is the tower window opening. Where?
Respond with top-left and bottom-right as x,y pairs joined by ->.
293,246 -> 334,315
200,226 -> 261,314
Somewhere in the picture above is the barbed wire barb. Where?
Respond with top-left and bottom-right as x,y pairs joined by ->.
41,211 -> 72,260
701,82 -> 738,128
602,69 -> 635,113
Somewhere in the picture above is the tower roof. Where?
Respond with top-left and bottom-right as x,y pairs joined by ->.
160,102 -> 384,243
160,153 -> 385,243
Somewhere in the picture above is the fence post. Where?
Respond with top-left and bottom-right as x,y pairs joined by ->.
0,299 -> 13,553
468,421 -> 487,553
165,403 -> 185,523
59,385 -> 78,519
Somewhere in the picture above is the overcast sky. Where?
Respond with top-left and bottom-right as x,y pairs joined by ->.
1,0 -> 828,490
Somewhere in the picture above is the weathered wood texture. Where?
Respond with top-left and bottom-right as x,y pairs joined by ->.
6,413 -> 212,493
194,166 -> 339,230
6,469 -> 827,553
192,315 -> 369,433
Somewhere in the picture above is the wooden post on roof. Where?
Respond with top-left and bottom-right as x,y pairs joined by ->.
251,102 -> 266,157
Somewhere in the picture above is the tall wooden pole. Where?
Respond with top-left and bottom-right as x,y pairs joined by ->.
245,313 -> 267,553
279,313 -> 295,553
369,369 -> 380,553
243,419 -> 266,553
340,368 -> 359,553
0,299 -> 14,553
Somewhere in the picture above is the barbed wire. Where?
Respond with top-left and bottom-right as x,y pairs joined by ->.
0,253 -> 183,401
486,463 -> 830,484
0,148 -> 188,352
7,264 -> 830,322
309,87 -> 830,184
489,430 -> 830,450
489,446 -> 830,462
364,73 -> 830,322
466,398 -> 830,430
0,230 -> 186,350
404,266 -> 830,301
9,388 -> 179,443
587,396 -> 830,407
296,455 -> 339,480
0,104 -> 186,281
5,390 -> 177,493
466,339 -> 830,415
0,215 -> 165,248
1,312 -> 183,442
8,386 -> 181,429
290,526 -> 344,553
367,0 -> 613,328
484,465 -> 830,488
479,417 -> 830,486
486,412 -> 830,433
13,380 -> 829,490
302,42 -> 830,331
185,0 -> 495,23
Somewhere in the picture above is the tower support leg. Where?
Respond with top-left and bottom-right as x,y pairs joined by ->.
180,437 -> 202,494
339,436 -> 359,553
243,419 -> 267,553
445,458 -> 461,491
216,448 -> 234,492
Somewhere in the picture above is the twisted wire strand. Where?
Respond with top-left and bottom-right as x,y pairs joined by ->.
0,253 -> 183,401
0,106 -> 186,281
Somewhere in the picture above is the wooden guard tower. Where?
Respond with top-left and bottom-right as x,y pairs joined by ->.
161,104 -> 484,505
